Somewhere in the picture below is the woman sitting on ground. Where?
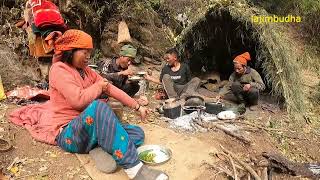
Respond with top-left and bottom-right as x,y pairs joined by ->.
10,30 -> 168,180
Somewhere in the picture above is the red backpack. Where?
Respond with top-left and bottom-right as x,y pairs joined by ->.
29,0 -> 65,28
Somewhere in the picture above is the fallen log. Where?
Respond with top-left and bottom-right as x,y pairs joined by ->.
214,124 -> 251,145
194,120 -> 251,145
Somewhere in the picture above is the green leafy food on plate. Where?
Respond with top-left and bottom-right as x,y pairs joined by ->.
139,150 -> 156,163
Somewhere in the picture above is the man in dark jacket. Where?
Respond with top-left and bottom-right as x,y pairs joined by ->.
99,45 -> 139,97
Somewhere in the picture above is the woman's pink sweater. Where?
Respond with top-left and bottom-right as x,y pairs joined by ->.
10,62 -> 138,144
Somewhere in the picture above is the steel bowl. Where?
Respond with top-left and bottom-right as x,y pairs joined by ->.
137,145 -> 172,165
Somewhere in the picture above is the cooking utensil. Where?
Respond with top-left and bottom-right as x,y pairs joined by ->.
137,145 -> 172,165
205,102 -> 225,114
163,98 -> 182,119
184,96 -> 205,107
182,105 -> 206,114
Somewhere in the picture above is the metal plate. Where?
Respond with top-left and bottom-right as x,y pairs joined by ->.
128,76 -> 141,82
136,71 -> 147,76
88,64 -> 98,68
137,145 -> 172,165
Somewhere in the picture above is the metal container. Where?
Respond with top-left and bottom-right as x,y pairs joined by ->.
205,102 -> 225,114
183,105 -> 206,114
184,96 -> 205,106
183,96 -> 205,114
137,145 -> 172,165
163,98 -> 182,119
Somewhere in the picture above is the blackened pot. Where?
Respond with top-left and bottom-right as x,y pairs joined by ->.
205,102 -> 225,114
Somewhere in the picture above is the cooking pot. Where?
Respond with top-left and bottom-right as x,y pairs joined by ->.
184,96 -> 204,106
183,96 -> 205,114
205,102 -> 225,114
163,98 -> 182,119
183,105 -> 206,114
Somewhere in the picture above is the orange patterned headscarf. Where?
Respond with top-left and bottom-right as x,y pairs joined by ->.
233,52 -> 251,66
45,29 -> 93,55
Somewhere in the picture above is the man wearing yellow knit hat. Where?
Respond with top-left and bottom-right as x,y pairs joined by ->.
219,52 -> 265,111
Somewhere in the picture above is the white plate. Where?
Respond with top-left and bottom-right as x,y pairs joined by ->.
217,110 -> 237,120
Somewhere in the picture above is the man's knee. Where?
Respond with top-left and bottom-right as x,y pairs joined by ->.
162,74 -> 174,87
248,88 -> 259,95
246,88 -> 259,105
190,77 -> 201,84
162,74 -> 171,83
231,82 -> 242,94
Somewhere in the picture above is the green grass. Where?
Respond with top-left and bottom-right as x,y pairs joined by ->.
250,0 -> 320,57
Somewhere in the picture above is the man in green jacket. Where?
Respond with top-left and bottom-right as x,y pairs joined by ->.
219,52 -> 265,111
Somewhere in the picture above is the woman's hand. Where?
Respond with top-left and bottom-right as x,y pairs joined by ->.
138,106 -> 150,123
136,96 -> 149,106
98,79 -> 109,92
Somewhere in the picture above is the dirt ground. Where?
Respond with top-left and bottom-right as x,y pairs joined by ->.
1,0 -> 319,179
1,84 -> 320,180
0,48 -> 319,180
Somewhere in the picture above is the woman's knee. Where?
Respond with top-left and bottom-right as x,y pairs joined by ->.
126,125 -> 145,146
135,126 -> 145,141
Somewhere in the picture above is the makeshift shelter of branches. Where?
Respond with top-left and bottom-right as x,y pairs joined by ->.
177,0 -> 305,114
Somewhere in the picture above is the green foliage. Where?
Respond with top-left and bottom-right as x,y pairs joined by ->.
147,0 -> 163,10
91,49 -> 103,64
250,0 -> 320,55
250,0 -> 320,15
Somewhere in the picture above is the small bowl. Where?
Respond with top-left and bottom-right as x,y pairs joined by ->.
137,145 -> 172,165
